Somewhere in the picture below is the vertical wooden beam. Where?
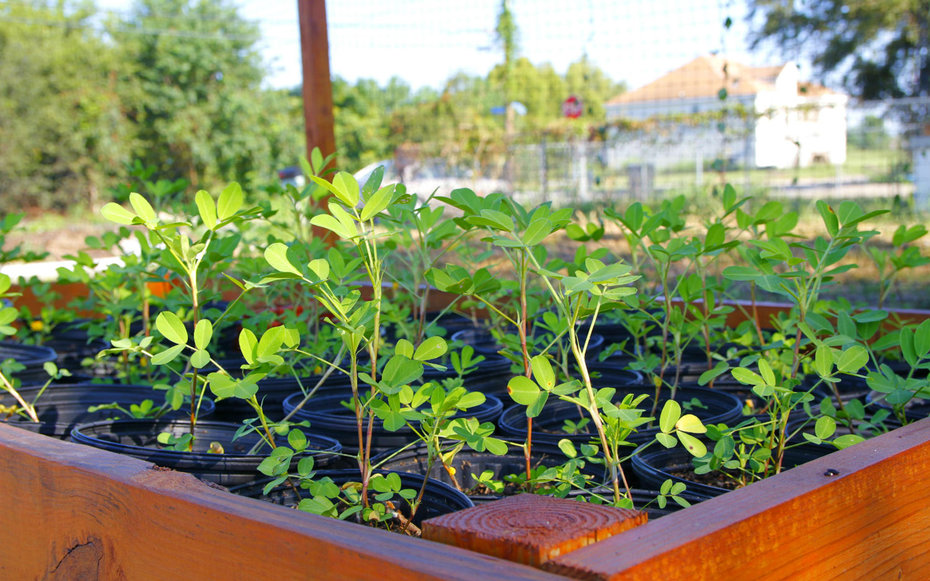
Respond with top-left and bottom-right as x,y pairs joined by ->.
423,494 -> 646,568
298,0 -> 337,166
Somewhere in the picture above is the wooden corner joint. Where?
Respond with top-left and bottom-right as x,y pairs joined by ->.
421,493 -> 647,567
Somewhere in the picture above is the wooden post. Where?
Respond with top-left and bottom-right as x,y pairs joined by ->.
423,494 -> 646,567
297,0 -> 337,167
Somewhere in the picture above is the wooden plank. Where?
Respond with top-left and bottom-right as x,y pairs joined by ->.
0,423 -> 563,581
297,0 -> 337,165
544,417 -> 930,580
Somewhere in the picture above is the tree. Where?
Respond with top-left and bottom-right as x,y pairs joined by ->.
112,0 -> 302,192
0,0 -> 131,211
747,0 -> 930,100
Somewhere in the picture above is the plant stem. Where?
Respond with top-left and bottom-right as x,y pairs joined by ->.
0,371 -> 38,422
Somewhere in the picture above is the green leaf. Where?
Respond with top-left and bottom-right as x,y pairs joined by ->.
129,192 -> 157,225
751,383 -> 775,398
156,311 -> 188,345
381,355 -> 423,388
530,355 -> 556,391
195,190 -> 217,230
257,446 -> 293,477
469,209 -> 513,232
100,202 -> 136,225
193,319 -> 213,350
901,328 -> 917,366
836,345 -> 869,374
659,399 -> 681,433
413,336 -> 447,361
698,362 -> 730,386
217,182 -> 244,221
360,184 -> 395,221
394,339 -> 414,359
256,326 -> 286,360
815,416 -> 836,440
722,266 -> 761,282
208,373 -> 258,400
731,367 -> 763,386
311,211 -> 357,240
264,243 -> 301,275
239,329 -> 257,364
677,432 -> 707,457
307,258 -> 329,281
675,414 -> 706,434
522,218 -> 552,246
836,200 -> 865,227
852,309 -> 888,324
151,344 -> 185,366
288,429 -> 308,451
814,345 -> 833,378
557,439 -> 577,458
817,200 -> 839,237
758,359 -> 775,386
507,375 -> 540,406
330,172 -> 360,206
526,391 -> 549,418
833,434 -> 865,449
190,349 -> 210,369
655,432 -> 677,448
915,320 -> 930,358
705,223 -> 725,249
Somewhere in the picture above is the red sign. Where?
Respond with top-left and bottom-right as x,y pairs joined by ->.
562,95 -> 583,118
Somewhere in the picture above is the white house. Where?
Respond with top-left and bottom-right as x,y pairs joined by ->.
605,55 -> 848,169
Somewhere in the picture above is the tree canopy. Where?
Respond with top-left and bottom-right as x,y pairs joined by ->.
0,0 -> 625,214
748,0 -> 930,100
0,1 -> 130,210
112,0 -> 303,190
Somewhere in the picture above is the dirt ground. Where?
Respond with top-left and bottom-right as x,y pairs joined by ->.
6,220 -> 119,261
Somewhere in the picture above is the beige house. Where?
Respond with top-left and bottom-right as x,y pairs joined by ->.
605,55 -> 848,169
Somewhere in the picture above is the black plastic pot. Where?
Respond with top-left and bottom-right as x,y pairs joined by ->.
376,441 -> 709,519
451,327 -> 607,360
39,319 -> 108,372
707,371 -> 822,423
608,344 -> 718,384
631,441 -> 837,497
0,341 -> 58,386
0,382 -> 216,439
281,392 -> 504,455
234,469 -> 473,527
385,311 -> 483,342
813,375 -> 872,404
376,439 -> 608,495
498,381 -> 743,446
211,351 -> 513,422
70,419 -> 342,486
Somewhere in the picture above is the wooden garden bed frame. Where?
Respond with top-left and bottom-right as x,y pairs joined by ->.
6,280 -> 930,578
1,417 -> 929,579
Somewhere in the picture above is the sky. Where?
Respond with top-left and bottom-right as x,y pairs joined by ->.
239,0 -> 766,91
90,0 -> 803,94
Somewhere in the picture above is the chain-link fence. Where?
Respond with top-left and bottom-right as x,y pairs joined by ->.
503,98 -> 923,207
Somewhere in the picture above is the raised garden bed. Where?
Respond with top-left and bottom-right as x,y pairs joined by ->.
2,417 -> 929,579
